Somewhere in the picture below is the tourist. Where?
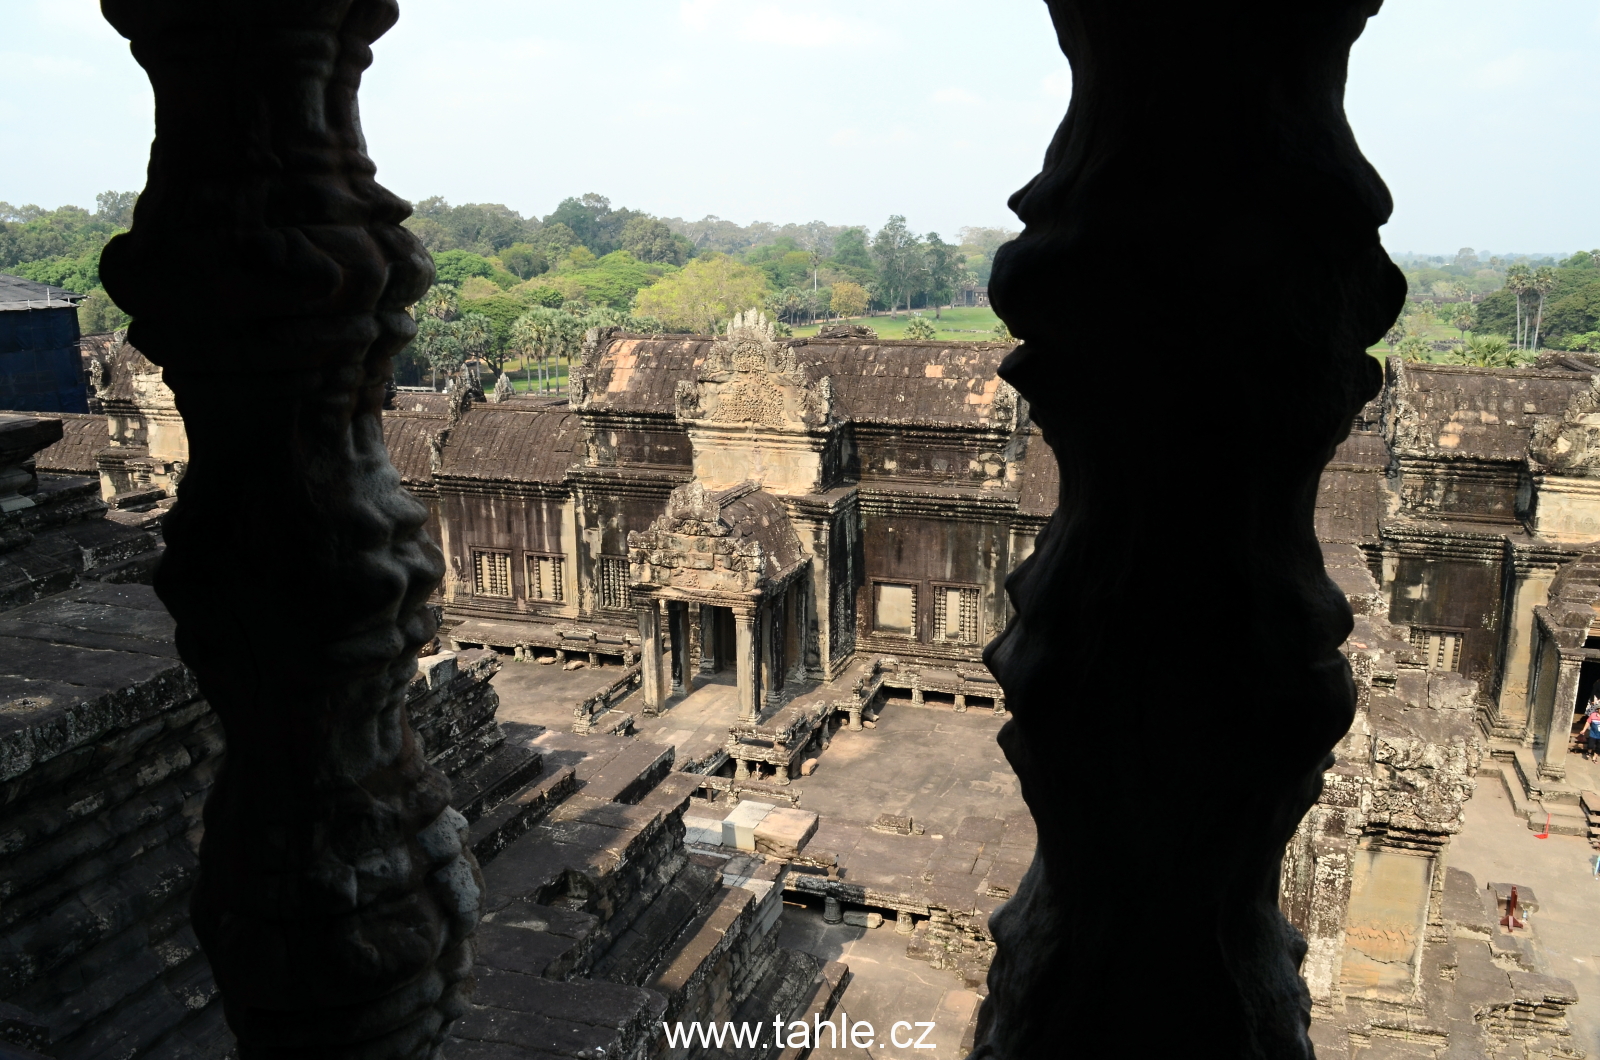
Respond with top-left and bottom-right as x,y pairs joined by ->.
1586,694 -> 1600,762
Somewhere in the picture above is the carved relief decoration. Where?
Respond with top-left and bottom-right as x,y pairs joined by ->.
1530,374 -> 1600,473
684,310 -> 832,429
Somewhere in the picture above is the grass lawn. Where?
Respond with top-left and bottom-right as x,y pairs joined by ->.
480,359 -> 571,394
1365,321 -> 1476,361
792,306 -> 1005,341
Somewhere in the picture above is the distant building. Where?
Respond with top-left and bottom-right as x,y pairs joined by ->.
0,274 -> 88,414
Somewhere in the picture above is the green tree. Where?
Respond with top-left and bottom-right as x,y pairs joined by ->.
433,250 -> 496,287
921,232 -> 965,319
405,198 -> 539,255
455,311 -> 495,375
415,315 -> 464,390
871,216 -> 921,316
993,320 -> 1013,341
904,316 -> 937,340
542,251 -> 672,309
1505,264 -> 1532,349
417,284 -> 458,322
543,194 -> 637,256
1451,303 -> 1475,339
831,227 -> 873,271
499,243 -> 546,280
77,287 -> 130,334
1530,265 -> 1556,351
1449,334 -> 1518,368
620,216 -> 689,265
95,190 -> 137,228
829,281 -> 868,320
631,254 -> 767,334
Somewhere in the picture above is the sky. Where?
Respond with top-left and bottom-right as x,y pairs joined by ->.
2,0 -> 1597,254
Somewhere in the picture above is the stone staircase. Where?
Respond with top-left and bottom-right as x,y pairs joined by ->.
1485,743 -> 1591,836
451,730 -> 848,1060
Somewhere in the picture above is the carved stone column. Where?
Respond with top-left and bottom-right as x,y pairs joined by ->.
760,599 -> 780,708
735,607 -> 760,721
668,600 -> 689,696
97,2 -> 481,1055
700,603 -> 719,674
637,600 -> 665,715
1539,653 -> 1582,780
975,4 -> 1404,1058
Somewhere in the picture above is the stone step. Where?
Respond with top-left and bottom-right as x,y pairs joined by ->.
649,884 -> 759,1025
450,964 -> 666,1060
590,859 -> 724,986
773,958 -> 851,1060
1531,802 -> 1588,836
453,742 -> 545,824
580,740 -> 675,804
474,898 -> 602,982
469,765 -> 579,864
1511,748 -> 1541,799
1488,762 -> 1540,822
479,795 -> 686,931
694,948 -> 848,1060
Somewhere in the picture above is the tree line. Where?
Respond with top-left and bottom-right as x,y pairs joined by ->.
1,189 -> 1016,389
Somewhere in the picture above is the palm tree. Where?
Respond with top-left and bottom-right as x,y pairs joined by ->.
1505,265 -> 1531,349
509,312 -> 546,391
1449,333 -> 1515,368
1451,304 -> 1475,339
1529,265 -> 1556,352
456,312 -> 494,378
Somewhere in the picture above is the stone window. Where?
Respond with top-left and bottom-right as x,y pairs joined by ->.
526,554 -> 564,602
598,556 -> 630,610
472,549 -> 512,598
1409,627 -> 1462,672
933,584 -> 981,643
874,582 -> 918,637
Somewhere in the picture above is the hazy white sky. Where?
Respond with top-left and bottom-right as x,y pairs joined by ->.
3,1 -> 1597,253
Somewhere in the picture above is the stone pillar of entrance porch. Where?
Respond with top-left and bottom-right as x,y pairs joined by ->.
735,606 -> 760,722
1539,653 -> 1583,781
668,600 -> 688,696
1494,562 -> 1556,739
760,595 -> 780,709
637,599 -> 666,715
700,603 -> 719,674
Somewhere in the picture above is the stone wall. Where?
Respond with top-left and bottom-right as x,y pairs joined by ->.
1282,544 -> 1506,1051
0,584 -> 221,1059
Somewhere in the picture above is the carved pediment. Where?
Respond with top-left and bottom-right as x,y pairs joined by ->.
1531,375 -> 1600,473
684,310 -> 832,429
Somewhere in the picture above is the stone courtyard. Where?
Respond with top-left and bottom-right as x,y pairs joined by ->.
487,657 -> 1030,1054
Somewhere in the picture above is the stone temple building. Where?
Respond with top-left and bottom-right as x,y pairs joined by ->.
389,315 -> 1055,722
1287,352 -> 1598,1056
9,326 -> 1587,1060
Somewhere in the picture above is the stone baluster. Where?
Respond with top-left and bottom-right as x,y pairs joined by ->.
974,4 -> 1404,1058
97,1 -> 482,1054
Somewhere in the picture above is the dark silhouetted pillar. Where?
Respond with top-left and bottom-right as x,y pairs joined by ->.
976,3 -> 1404,1058
98,1 -> 481,1055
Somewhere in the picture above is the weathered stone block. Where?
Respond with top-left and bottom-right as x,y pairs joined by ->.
752,807 -> 818,858
720,800 -> 775,851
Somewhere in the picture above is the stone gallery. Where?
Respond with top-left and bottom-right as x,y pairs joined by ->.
4,316 -> 1594,1057
397,312 -> 1052,722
